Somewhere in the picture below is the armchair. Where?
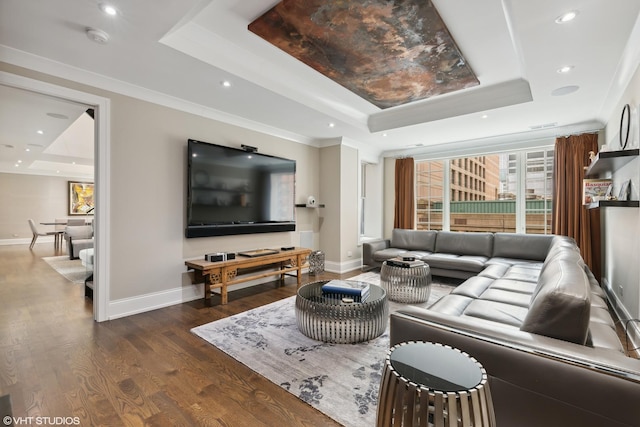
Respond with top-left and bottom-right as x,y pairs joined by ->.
64,225 -> 93,260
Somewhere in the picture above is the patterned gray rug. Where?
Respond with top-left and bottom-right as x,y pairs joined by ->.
191,272 -> 454,426
42,256 -> 87,284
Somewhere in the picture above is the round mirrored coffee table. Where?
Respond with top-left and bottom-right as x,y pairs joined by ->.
380,261 -> 432,303
295,280 -> 388,343
377,341 -> 495,427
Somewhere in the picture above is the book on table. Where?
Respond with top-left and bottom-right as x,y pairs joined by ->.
321,280 -> 370,300
387,257 -> 425,268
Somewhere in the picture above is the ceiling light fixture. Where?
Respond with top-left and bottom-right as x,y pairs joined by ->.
25,148 -> 30,152
221,80 -> 231,88
551,85 -> 580,96
328,122 -> 335,128
557,65 -> 574,73
555,11 -> 578,24
99,3 -> 118,16
86,27 -> 110,44
37,130 -> 43,134
481,114 -> 488,119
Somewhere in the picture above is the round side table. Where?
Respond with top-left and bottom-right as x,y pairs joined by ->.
380,261 -> 432,303
296,281 -> 388,343
376,341 -> 495,427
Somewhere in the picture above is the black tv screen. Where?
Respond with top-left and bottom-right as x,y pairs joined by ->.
186,139 -> 296,238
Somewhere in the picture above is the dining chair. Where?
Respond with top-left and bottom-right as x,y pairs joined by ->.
28,219 -> 58,249
67,218 -> 86,226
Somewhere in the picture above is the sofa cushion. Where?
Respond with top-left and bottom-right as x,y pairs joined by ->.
372,248 -> 408,262
428,294 -> 474,315
500,265 -> 541,283
586,322 -> 625,353
521,259 -> 591,344
488,279 -> 537,295
479,289 -> 531,308
424,253 -> 487,273
435,231 -> 494,257
485,257 -> 542,268
462,299 -> 529,327
390,229 -> 437,251
492,233 -> 554,261
477,264 -> 510,279
451,276 -> 494,298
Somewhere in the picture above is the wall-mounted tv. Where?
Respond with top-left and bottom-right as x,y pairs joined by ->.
185,139 -> 296,238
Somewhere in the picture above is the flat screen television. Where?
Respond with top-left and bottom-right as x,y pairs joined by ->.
185,139 -> 296,238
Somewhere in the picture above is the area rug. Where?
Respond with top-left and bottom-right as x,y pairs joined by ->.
191,272 -> 454,426
42,256 -> 87,284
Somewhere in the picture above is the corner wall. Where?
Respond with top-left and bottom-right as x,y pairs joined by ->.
601,60 -> 640,345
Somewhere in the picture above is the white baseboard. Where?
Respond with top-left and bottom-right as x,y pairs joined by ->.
602,278 -> 640,357
108,284 -> 203,320
0,237 -> 51,246
325,259 -> 362,274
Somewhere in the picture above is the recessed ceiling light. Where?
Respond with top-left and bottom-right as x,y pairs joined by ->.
221,81 -> 231,88
551,85 -> 580,96
17,160 -> 22,163
557,65 -> 574,74
382,133 -> 388,137
25,148 -> 30,152
99,3 -> 118,16
481,114 -> 488,119
328,123 -> 335,128
37,130 -> 44,135
555,11 -> 578,24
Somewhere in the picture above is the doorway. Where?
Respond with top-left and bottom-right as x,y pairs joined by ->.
0,71 -> 111,321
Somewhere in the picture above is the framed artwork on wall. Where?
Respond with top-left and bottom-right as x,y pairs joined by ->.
69,181 -> 95,215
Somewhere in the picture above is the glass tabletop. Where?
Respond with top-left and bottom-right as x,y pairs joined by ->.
390,342 -> 483,392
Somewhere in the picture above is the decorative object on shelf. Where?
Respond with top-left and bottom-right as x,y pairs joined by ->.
306,195 -> 317,207
589,151 -> 596,163
619,180 -> 631,201
583,179 -> 612,205
620,103 -> 631,150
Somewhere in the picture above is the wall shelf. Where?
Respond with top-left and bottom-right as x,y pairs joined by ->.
586,200 -> 639,210
295,203 -> 325,208
585,149 -> 639,177
584,148 -> 638,209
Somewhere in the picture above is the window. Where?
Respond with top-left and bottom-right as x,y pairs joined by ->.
415,160 -> 444,230
415,147 -> 554,234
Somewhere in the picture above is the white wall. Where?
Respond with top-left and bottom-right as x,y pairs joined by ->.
0,173 -> 78,242
601,59 -> 640,345
0,62 -> 323,318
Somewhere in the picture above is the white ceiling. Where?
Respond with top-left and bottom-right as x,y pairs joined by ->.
1,0 -> 640,170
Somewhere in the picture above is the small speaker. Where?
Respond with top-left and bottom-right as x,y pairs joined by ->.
205,252 -> 236,262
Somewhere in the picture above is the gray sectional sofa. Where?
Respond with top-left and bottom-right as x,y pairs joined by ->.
363,229 -> 640,427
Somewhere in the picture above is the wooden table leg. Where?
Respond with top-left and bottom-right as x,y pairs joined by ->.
221,266 -> 228,305
296,254 -> 303,288
204,275 -> 212,307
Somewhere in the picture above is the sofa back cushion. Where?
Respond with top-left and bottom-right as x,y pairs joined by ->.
521,259 -> 591,344
391,229 -> 437,251
435,231 -> 493,257
492,233 -> 554,261
65,225 -> 93,240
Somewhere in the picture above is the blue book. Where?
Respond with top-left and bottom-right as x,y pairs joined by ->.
321,280 -> 370,297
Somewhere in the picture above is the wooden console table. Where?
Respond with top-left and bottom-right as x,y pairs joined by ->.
185,247 -> 311,305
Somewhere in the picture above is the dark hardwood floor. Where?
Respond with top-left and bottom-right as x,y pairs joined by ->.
0,244 -> 360,426
2,244 -> 637,426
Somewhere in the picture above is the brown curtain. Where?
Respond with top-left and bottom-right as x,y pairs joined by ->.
394,157 -> 415,229
552,133 -> 601,279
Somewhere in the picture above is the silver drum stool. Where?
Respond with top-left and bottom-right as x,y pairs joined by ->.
380,261 -> 432,303
296,280 -> 388,343
308,250 -> 325,275
377,341 -> 496,427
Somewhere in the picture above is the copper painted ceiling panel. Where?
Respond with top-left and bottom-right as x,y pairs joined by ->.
249,0 -> 479,109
